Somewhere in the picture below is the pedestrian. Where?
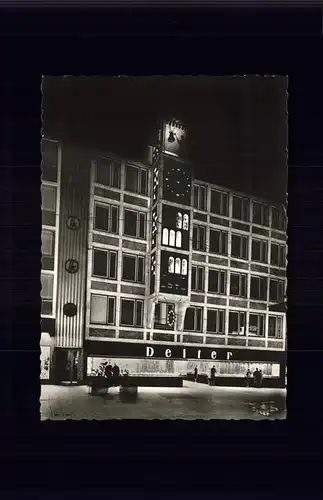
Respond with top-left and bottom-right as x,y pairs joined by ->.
194,367 -> 198,382
112,363 -> 120,377
253,368 -> 259,387
245,369 -> 252,387
210,365 -> 217,386
104,362 -> 112,378
258,370 -> 263,388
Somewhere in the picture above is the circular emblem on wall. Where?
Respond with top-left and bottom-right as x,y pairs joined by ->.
63,303 -> 77,317
167,309 -> 176,327
66,215 -> 80,231
65,259 -> 79,274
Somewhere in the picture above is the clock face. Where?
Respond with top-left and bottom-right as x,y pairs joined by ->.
163,166 -> 192,206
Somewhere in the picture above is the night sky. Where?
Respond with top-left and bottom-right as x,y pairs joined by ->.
42,75 -> 288,203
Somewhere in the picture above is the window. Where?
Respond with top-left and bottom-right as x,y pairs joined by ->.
41,230 -> 55,256
120,299 -> 143,327
122,254 -> 145,283
125,165 -> 148,195
230,273 -> 247,297
193,184 -> 207,211
41,185 -> 56,212
176,212 -> 183,229
271,243 -> 286,267
90,295 -> 115,325
231,234 -> 248,259
268,316 -> 284,338
193,225 -> 206,251
93,249 -> 117,279
228,311 -> 246,335
94,204 -> 119,234
207,309 -> 225,334
168,257 -> 174,273
232,196 -> 249,222
162,228 -> 169,245
41,140 -> 58,182
184,307 -> 203,332
175,231 -> 182,248
250,276 -> 267,300
124,209 -> 146,239
95,158 -> 121,188
252,239 -> 268,263
269,279 -> 285,302
155,303 -> 175,326
208,269 -> 226,294
175,257 -> 181,274
252,202 -> 269,226
211,189 -> 228,216
191,266 -> 205,292
41,274 -> 54,315
181,259 -> 188,275
41,274 -> 54,300
209,229 -> 228,255
183,214 -> 189,231
271,206 -> 286,231
169,230 -> 175,247
248,313 -> 265,337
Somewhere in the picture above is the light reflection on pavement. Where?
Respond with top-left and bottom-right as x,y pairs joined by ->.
40,381 -> 286,420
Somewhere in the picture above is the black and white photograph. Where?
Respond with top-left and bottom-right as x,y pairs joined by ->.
40,75 -> 287,420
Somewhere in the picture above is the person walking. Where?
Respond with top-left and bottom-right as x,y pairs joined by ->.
253,368 -> 259,387
194,367 -> 198,382
210,365 -> 217,386
258,370 -> 263,388
112,363 -> 120,377
245,369 -> 252,387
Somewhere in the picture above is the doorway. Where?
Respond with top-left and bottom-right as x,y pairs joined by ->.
54,348 -> 79,385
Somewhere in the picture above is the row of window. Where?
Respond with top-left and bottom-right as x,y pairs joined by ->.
192,266 -> 285,302
167,257 -> 188,276
94,204 -> 146,239
184,307 -> 283,339
96,159 -> 149,196
93,249 -> 145,283
193,226 -> 286,267
89,294 -> 284,340
193,185 -> 286,231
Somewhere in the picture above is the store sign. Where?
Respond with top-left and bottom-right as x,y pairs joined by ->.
85,340 -> 286,363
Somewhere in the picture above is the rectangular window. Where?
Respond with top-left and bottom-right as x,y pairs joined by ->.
125,165 -> 148,195
193,225 -> 206,251
93,249 -> 117,279
208,269 -> 226,294
90,294 -> 115,325
94,204 -> 119,234
269,279 -> 285,302
120,299 -> 143,327
250,276 -> 267,300
124,209 -> 146,239
191,266 -> 205,292
230,273 -> 247,297
184,307 -> 203,332
271,206 -> 286,231
122,254 -> 145,283
232,196 -> 249,222
271,243 -> 286,267
193,184 -> 207,211
209,229 -> 228,255
41,140 -> 58,182
252,239 -> 268,263
268,316 -> 284,339
252,201 -> 269,226
207,309 -> 225,334
231,234 -> 248,259
41,185 -> 56,212
210,189 -> 229,216
41,274 -> 54,299
41,230 -> 55,256
248,313 -> 265,337
95,158 -> 121,188
228,311 -> 246,335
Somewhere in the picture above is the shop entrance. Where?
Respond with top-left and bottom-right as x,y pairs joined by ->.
55,348 -> 79,385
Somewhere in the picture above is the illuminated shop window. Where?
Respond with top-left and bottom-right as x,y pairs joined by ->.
168,257 -> 175,273
181,258 -> 188,276
176,212 -> 183,229
183,214 -> 189,231
169,230 -> 175,247
175,231 -> 182,248
162,228 -> 169,245
175,257 -> 181,274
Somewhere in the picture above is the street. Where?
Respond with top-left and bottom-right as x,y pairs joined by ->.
40,381 -> 286,420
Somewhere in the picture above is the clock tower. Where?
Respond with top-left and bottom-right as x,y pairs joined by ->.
147,119 -> 193,334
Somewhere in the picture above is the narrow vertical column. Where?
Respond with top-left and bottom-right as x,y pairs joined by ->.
225,192 -> 233,345
116,161 -> 125,338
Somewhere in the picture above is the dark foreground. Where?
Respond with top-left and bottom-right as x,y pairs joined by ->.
41,380 -> 286,420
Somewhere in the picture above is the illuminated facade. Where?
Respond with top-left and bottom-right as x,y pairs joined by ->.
41,119 -> 287,387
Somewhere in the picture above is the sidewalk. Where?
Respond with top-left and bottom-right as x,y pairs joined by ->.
40,380 -> 286,420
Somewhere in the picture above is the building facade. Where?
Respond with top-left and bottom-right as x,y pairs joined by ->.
41,119 -> 287,387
